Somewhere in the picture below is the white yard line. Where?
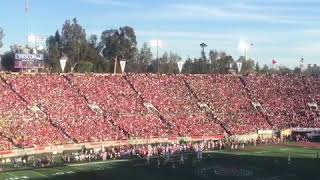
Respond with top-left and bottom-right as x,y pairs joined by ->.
6,172 -> 19,178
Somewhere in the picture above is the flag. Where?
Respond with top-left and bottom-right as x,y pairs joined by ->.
237,62 -> 243,73
272,59 -> 277,65
177,61 -> 184,73
120,60 -> 127,73
25,0 -> 29,16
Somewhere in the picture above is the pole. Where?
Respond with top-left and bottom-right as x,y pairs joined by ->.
26,0 -> 30,45
202,47 -> 205,74
245,43 -> 253,61
210,58 -> 212,74
114,56 -> 117,74
71,63 -> 78,73
188,54 -> 191,74
157,40 -> 159,74
245,50 -> 247,61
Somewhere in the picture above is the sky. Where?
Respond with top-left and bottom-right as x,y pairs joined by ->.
0,0 -> 320,68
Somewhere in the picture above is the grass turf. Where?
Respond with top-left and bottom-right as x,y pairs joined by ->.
1,142 -> 320,180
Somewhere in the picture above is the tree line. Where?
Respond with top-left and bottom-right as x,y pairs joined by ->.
0,19 -> 319,75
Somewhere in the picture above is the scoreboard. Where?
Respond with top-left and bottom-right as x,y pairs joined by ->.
14,53 -> 45,69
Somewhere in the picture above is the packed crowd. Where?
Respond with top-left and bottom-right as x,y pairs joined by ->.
5,74 -> 125,144
69,74 -> 169,138
0,73 -> 319,150
244,75 -> 320,129
128,74 -> 225,137
0,75 -> 67,149
186,75 -> 270,135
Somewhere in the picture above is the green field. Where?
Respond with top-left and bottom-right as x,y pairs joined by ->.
1,143 -> 320,180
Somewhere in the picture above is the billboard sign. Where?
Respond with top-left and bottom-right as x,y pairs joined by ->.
14,53 -> 45,69
15,53 -> 44,61
27,35 -> 46,44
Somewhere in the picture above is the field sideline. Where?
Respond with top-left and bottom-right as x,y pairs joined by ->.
1,142 -> 320,180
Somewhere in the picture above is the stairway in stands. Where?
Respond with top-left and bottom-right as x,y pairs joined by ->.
63,75 -> 131,139
0,75 -> 76,143
182,78 -> 231,135
0,131 -> 19,149
122,75 -> 175,135
238,76 -> 273,127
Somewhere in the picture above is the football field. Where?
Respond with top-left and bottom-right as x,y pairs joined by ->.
1,142 -> 320,180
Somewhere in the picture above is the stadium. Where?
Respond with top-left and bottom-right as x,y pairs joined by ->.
1,0 -> 320,180
0,73 -> 319,179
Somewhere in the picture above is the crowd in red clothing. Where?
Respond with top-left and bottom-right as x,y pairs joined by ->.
69,74 -> 169,138
128,74 -> 225,137
6,74 -> 125,143
244,75 -> 320,129
0,73 -> 319,150
186,75 -> 270,135
0,75 -> 67,149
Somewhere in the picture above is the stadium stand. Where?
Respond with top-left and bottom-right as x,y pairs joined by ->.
3,74 -> 125,144
68,74 -> 170,139
244,75 -> 320,129
0,74 -> 68,149
0,73 -> 319,150
185,75 -> 270,135
127,74 -> 225,137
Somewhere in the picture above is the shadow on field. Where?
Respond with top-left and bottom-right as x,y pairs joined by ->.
35,153 -> 320,180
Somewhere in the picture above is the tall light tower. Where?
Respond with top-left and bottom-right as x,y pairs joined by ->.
150,40 -> 163,73
238,40 -> 253,60
247,43 -> 254,60
200,42 -> 207,58
25,0 -> 30,43
299,58 -> 304,73
200,43 -> 208,73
